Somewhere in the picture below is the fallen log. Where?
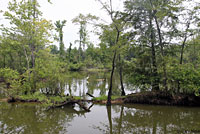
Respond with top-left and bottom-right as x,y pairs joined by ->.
46,101 -> 76,111
46,99 -> 92,112
86,93 -> 95,98
76,101 -> 90,112
7,97 -> 38,103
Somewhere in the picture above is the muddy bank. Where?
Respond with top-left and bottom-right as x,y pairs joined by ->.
123,91 -> 200,106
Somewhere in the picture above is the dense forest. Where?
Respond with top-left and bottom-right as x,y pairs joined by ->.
1,0 -> 200,106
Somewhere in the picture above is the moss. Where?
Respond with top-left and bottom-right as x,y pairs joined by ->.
18,92 -> 47,102
92,95 -> 123,101
17,92 -> 84,105
73,96 -> 82,100
86,68 -> 108,72
49,96 -> 70,103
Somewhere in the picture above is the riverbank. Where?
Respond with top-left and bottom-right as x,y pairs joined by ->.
90,91 -> 200,106
123,91 -> 200,106
1,91 -> 200,107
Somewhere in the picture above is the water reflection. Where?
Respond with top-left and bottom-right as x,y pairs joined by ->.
1,102 -> 200,134
0,103 -> 76,134
94,105 -> 200,134
63,71 -> 134,98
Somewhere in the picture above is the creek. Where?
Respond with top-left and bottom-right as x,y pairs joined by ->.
0,71 -> 200,134
0,102 -> 200,134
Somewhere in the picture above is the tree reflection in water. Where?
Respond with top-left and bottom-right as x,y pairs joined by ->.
63,71 -> 130,98
1,102 -> 200,134
0,103 -> 86,134
93,104 -> 200,134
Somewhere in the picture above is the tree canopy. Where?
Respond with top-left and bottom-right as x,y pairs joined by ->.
1,0 -> 200,102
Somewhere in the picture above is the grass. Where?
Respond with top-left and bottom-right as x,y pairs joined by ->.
73,96 -> 82,100
85,68 -> 108,72
18,92 -> 84,104
18,93 -> 47,102
92,95 -> 124,101
17,93 -> 126,106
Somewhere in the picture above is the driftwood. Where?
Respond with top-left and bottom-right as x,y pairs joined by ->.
76,101 -> 91,112
46,99 -> 93,112
86,93 -> 95,98
6,95 -> 94,112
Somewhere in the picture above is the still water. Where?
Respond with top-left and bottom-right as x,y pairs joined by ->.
0,102 -> 200,134
55,71 -> 135,98
1,72 -> 200,134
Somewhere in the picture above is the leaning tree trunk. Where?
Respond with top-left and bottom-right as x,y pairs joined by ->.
107,50 -> 117,106
150,16 -> 159,91
30,0 -> 37,93
107,28 -> 120,106
3,55 -> 6,68
178,22 -> 190,92
154,14 -> 167,91
118,54 -> 126,96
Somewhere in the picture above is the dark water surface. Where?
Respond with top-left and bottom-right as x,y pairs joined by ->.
0,102 -> 200,134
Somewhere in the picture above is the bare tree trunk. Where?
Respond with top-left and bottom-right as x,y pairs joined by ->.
97,0 -> 122,105
180,22 -> 190,65
154,14 -> 167,91
107,24 -> 120,105
31,0 -> 36,68
79,40 -> 82,62
30,0 -> 37,93
23,46 -> 30,71
178,22 -> 190,92
119,54 -> 126,96
149,16 -> 159,91
107,50 -> 117,106
31,47 -> 35,68
9,53 -> 15,70
69,43 -> 72,62
19,54 -> 22,72
3,55 -> 6,68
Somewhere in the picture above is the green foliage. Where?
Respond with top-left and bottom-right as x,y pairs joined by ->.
73,96 -> 82,100
0,68 -> 21,96
168,61 -> 200,94
33,48 -> 66,95
68,62 -> 83,71
19,92 -> 47,102
0,68 -> 19,82
18,92 -> 72,104
49,96 -> 69,103
1,0 -> 200,101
